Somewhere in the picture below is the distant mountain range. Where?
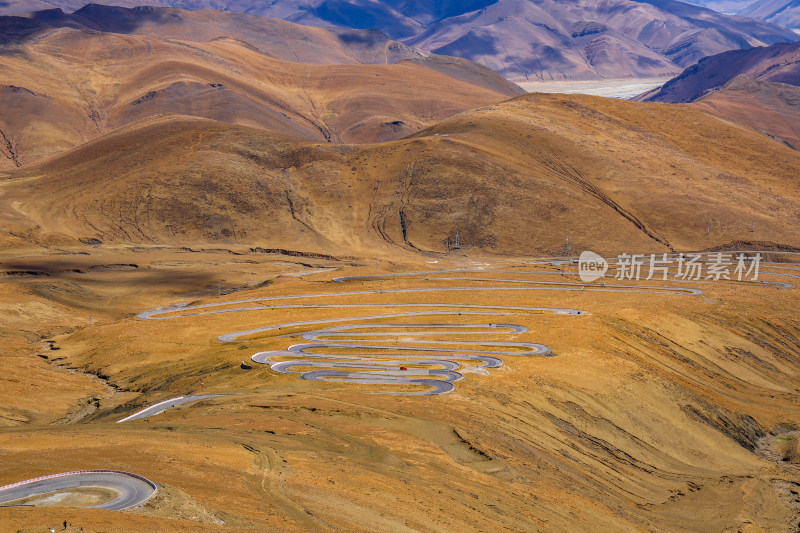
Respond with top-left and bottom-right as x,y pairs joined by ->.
682,0 -> 800,30
679,0 -> 752,11
1,0 -> 797,80
641,39 -> 800,101
641,40 -> 800,148
740,0 -> 800,30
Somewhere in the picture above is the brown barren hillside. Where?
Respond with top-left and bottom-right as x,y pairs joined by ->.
691,76 -> 800,150
0,21 -> 521,169
2,93 -> 799,257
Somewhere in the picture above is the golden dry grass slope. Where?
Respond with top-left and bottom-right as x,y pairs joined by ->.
1,93 -> 799,257
0,13 -> 522,168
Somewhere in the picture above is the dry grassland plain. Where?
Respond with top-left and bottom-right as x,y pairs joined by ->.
0,244 -> 798,532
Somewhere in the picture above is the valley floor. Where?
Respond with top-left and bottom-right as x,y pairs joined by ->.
519,78 -> 672,99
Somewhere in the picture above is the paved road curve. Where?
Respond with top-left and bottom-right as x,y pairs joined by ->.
116,394 -> 223,423
0,471 -> 156,510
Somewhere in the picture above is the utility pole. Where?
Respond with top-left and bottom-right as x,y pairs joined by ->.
751,221 -> 755,233
89,314 -> 93,328
218,281 -> 221,297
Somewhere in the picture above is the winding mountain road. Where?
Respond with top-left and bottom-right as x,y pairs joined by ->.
138,261 -> 791,395
251,322 -> 553,395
